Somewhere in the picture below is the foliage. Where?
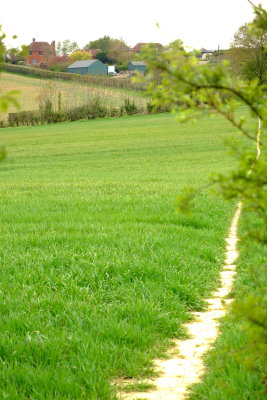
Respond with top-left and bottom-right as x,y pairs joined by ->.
115,62 -> 128,72
227,20 -> 267,84
137,42 -> 164,62
0,27 -> 20,160
69,50 -> 92,63
95,51 -> 112,64
143,2 -> 267,394
2,96 -> 146,127
84,35 -> 113,52
123,98 -> 138,115
84,36 -> 131,64
47,55 -> 70,71
57,39 -> 79,56
6,45 -> 28,64
107,39 -> 132,64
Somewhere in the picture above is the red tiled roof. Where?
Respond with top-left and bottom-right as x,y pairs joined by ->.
28,41 -> 54,52
88,49 -> 102,57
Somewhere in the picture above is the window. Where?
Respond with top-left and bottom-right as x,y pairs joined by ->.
32,59 -> 38,64
39,51 -> 44,55
29,51 -> 32,55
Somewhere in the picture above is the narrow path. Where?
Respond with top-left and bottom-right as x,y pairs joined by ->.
120,203 -> 242,400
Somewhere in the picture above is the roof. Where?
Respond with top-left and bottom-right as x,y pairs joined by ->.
88,49 -> 102,57
200,48 -> 213,53
132,43 -> 163,52
129,61 -> 147,66
67,60 -> 100,68
28,41 -> 54,52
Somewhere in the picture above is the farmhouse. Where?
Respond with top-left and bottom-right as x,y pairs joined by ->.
27,38 -> 56,66
128,61 -> 147,74
67,59 -> 108,76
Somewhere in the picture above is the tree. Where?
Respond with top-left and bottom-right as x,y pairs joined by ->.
227,20 -> 267,84
84,36 -> 113,52
6,45 -> 27,64
142,2 -> 267,391
56,41 -> 62,56
47,55 -> 70,72
57,40 -> 79,56
69,50 -> 92,63
107,39 -> 132,64
95,51 -> 112,64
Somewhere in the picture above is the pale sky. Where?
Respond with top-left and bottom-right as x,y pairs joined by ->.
2,0 -> 267,51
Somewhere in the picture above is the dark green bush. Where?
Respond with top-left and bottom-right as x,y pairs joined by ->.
123,98 -> 138,115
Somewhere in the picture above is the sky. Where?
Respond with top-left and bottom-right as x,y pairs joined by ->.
2,0 -> 267,51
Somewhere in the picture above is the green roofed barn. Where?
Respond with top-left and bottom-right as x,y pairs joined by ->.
128,61 -> 147,74
67,59 -> 108,76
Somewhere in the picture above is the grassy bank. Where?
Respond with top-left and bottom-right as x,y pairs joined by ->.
0,63 -> 145,91
0,71 -> 148,115
0,113 -> 235,399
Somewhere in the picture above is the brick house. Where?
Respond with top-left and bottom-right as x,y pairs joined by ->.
27,38 -> 56,66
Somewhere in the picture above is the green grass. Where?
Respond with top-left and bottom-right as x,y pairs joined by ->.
188,209 -> 267,400
121,381 -> 156,392
0,113 -> 236,399
0,71 -> 148,115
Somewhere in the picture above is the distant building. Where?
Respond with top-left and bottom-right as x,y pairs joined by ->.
198,48 -> 213,59
27,38 -> 56,66
66,59 -> 108,76
108,65 -> 115,74
128,61 -> 147,74
87,49 -> 102,58
132,43 -> 163,53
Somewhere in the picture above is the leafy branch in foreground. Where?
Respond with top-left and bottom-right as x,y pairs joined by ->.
142,2 -> 267,393
0,27 -> 20,160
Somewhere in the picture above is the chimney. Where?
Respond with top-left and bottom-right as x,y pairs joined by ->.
32,38 -> 36,42
51,40 -> 56,54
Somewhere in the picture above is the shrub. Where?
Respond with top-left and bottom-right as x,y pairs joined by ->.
123,98 -> 138,115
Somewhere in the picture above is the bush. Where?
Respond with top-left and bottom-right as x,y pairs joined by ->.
1,96 -> 150,128
123,98 -> 138,115
48,63 -> 70,72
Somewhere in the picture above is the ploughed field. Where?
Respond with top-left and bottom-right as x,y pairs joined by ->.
0,113 -> 235,399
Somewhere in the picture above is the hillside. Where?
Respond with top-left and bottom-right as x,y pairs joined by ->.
0,71 -> 148,115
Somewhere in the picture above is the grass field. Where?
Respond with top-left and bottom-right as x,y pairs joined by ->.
0,113 -> 237,399
0,71 -> 148,115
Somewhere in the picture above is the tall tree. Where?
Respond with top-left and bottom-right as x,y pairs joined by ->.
227,20 -> 267,84
84,36 -> 114,53
60,40 -> 79,56
107,39 -> 131,64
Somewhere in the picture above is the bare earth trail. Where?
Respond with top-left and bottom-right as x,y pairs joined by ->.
119,203 -> 242,400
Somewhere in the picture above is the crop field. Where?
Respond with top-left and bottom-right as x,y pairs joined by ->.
0,113 -> 237,399
0,71 -> 148,115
